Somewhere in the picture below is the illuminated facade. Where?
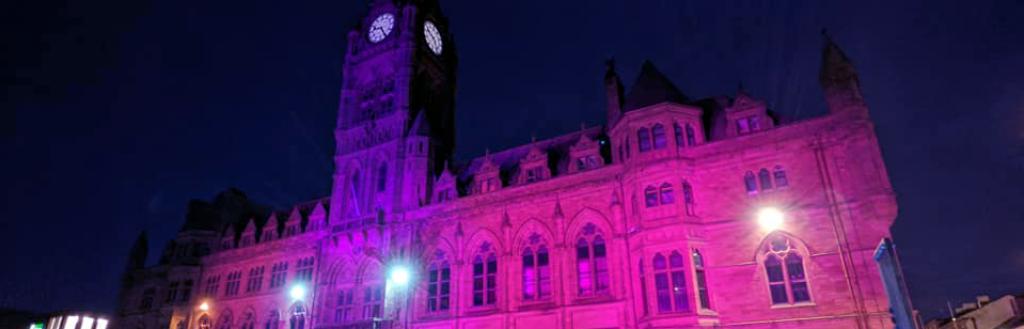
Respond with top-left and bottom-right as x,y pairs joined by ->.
117,0 -> 902,328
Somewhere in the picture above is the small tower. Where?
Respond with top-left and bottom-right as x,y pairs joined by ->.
605,58 -> 625,127
819,31 -> 868,117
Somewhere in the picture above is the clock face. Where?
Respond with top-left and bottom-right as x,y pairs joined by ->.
368,13 -> 394,43
424,21 -> 443,55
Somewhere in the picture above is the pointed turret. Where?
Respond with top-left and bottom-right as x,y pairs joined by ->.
819,31 -> 868,116
605,58 -> 625,126
623,61 -> 688,112
124,231 -> 148,271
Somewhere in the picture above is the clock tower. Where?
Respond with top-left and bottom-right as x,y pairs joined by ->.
329,0 -> 457,227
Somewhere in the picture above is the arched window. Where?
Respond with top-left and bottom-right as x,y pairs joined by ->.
427,259 -> 451,312
289,304 -> 306,329
763,236 -> 811,305
217,311 -> 232,329
773,166 -> 788,188
472,243 -> 498,306
521,241 -> 551,301
744,171 -> 757,194
350,170 -> 360,198
674,123 -> 684,148
659,183 -> 675,205
682,181 -> 695,215
639,260 -> 649,316
685,124 -> 696,146
653,252 -> 689,313
576,224 -> 609,296
362,284 -> 383,319
692,249 -> 711,309
644,186 -> 658,208
334,289 -> 354,323
264,311 -> 278,329
240,311 -> 255,329
638,127 -> 652,152
198,315 -> 212,329
652,124 -> 667,149
758,168 -> 773,191
377,163 -> 387,192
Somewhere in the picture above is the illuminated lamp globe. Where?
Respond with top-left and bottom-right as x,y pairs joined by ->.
389,265 -> 412,287
289,284 -> 307,301
757,207 -> 785,231
198,301 -> 210,311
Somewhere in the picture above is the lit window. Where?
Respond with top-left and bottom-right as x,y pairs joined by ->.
644,186 -> 658,208
652,124 -> 667,149
576,224 -> 609,296
659,183 -> 675,205
472,243 -> 498,306
692,249 -> 711,309
773,166 -> 788,188
240,311 -> 255,329
674,123 -> 684,148
682,181 -> 695,216
290,304 -> 306,329
653,252 -> 690,313
763,235 -> 811,305
744,171 -> 758,194
638,128 -> 652,152
521,244 -> 551,301
198,316 -> 211,329
427,260 -> 451,312
264,311 -> 279,329
758,169 -> 773,191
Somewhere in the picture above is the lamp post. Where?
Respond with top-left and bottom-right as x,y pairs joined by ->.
387,264 -> 414,329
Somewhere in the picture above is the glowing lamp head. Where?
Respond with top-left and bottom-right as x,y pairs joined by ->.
388,265 -> 412,287
198,301 -> 210,311
289,284 -> 307,301
757,207 -> 785,231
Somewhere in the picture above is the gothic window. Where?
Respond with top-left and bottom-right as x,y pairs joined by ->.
521,234 -> 551,301
264,311 -> 279,329
576,223 -> 609,296
773,166 -> 788,188
639,260 -> 649,316
524,166 -> 545,183
737,118 -> 750,135
674,123 -> 684,148
682,181 -> 695,216
289,304 -> 306,329
377,163 -> 387,192
295,257 -> 314,283
217,311 -> 233,329
644,186 -> 658,208
763,235 -> 811,305
205,275 -> 220,296
744,171 -> 758,194
240,311 -> 255,329
139,288 -> 154,310
350,170 -> 361,199
638,127 -> 652,152
225,271 -> 242,296
166,281 -> 179,303
361,285 -> 383,319
246,266 -> 264,293
685,124 -> 697,146
198,315 -> 211,329
472,243 -> 498,306
427,258 -> 451,312
240,234 -> 253,247
758,168 -> 773,191
334,289 -> 354,323
659,182 -> 675,205
653,252 -> 689,313
181,280 -> 193,302
262,227 -> 276,242
692,249 -> 711,309
221,236 -> 234,250
269,262 -> 288,288
652,124 -> 667,149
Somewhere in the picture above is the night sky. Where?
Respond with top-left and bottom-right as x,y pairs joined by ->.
4,0 -> 1023,321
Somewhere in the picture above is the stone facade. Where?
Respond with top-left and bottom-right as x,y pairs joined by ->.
117,1 -> 903,329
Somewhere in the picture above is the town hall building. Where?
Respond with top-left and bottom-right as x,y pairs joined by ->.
116,0 -> 903,328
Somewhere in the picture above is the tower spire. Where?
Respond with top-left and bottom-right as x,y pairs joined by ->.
819,30 -> 867,116
604,58 -> 625,127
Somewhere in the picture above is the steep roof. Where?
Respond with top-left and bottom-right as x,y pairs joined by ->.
622,61 -> 688,111
455,127 -> 607,189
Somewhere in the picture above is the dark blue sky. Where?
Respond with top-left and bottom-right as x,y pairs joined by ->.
4,0 -> 1022,320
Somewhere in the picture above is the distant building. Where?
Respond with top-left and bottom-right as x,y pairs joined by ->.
116,0 -> 907,328
925,295 -> 1024,329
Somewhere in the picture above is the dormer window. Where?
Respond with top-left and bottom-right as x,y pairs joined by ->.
737,116 -> 762,135
285,225 -> 298,237
436,188 -> 455,203
475,176 -> 499,194
221,238 -> 233,250
575,155 -> 600,172
262,229 -> 276,242
525,167 -> 545,183
239,234 -> 253,247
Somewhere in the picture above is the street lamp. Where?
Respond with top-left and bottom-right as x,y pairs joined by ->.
289,284 -> 307,301
757,207 -> 784,232
198,301 -> 210,312
388,265 -> 412,287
